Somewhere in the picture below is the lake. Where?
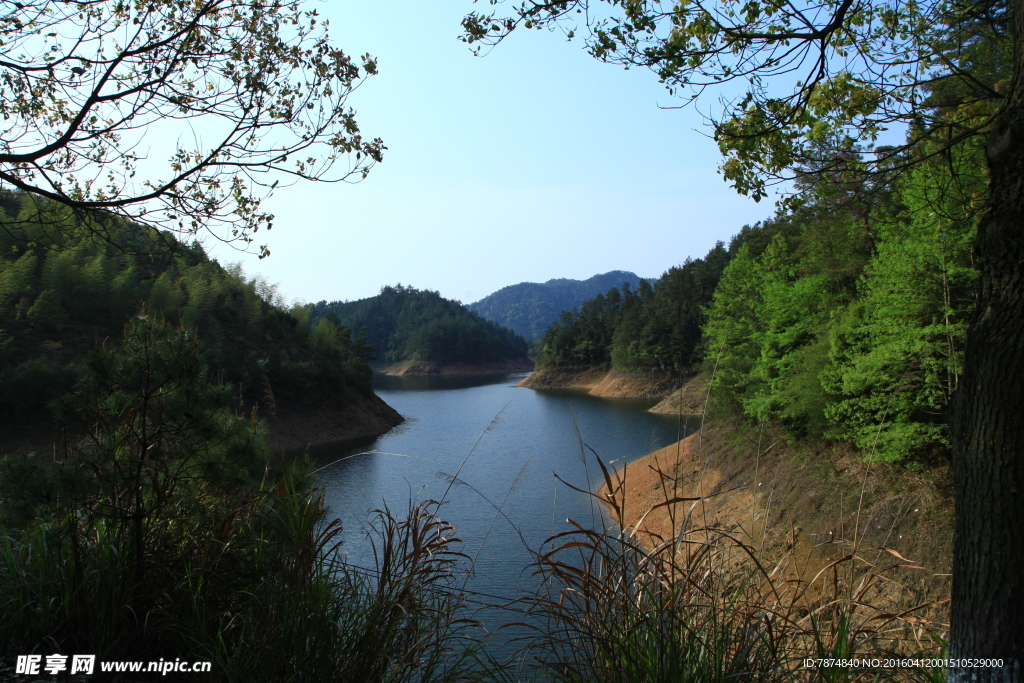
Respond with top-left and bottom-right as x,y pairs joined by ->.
316,372 -> 693,665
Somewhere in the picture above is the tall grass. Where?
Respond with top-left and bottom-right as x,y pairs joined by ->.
0,468 -> 499,681
509,438 -> 949,683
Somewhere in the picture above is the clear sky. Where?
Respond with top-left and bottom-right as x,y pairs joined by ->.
208,0 -> 776,306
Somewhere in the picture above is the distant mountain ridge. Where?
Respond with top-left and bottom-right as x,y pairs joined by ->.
468,271 -> 649,341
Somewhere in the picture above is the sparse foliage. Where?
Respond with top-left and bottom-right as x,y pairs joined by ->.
0,0 -> 384,254
463,0 -> 1008,201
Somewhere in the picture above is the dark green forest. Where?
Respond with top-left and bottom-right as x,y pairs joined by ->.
312,285 -> 529,365
0,196 -> 467,678
0,192 -> 461,677
468,270 -> 648,341
0,192 -> 375,427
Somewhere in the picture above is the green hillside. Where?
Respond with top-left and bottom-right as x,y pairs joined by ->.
467,270 -> 649,340
0,192 -> 376,428
531,138 -> 982,464
312,285 -> 529,365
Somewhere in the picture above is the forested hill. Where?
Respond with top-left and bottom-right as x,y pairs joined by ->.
535,248 -> 731,374
311,286 -> 529,365
0,191 -> 382,428
532,136 -> 983,464
468,270 -> 649,340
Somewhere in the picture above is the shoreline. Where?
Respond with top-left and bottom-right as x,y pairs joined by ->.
595,431 -> 732,551
593,419 -> 954,605
1,394 -> 405,460
517,367 -> 681,400
376,357 -> 534,377
256,394 -> 404,454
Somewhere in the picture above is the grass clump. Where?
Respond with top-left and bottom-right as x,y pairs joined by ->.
512,443 -> 948,683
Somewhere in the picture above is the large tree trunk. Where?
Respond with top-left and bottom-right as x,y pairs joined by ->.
948,0 -> 1024,678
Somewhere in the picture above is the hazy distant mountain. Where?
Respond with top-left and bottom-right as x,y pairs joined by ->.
467,271 -> 648,341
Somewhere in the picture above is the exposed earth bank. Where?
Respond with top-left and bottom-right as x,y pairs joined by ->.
2,394 -> 404,458
648,373 -> 710,415
596,421 -> 953,609
264,394 -> 403,454
378,357 -> 534,376
516,367 -> 680,399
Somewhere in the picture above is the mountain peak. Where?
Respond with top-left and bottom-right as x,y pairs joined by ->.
468,271 -> 649,340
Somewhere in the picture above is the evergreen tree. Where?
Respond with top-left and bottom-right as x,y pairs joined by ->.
823,145 -> 982,461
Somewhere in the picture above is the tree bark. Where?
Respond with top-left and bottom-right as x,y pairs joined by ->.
949,0 -> 1024,678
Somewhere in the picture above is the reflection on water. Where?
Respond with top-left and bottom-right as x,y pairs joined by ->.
316,372 -> 697,661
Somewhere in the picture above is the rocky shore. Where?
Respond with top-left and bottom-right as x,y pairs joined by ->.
594,420 -> 955,593
1,392 -> 405,460
648,373 -> 710,415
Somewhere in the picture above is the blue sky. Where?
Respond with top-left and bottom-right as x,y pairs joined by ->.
210,0 -> 776,305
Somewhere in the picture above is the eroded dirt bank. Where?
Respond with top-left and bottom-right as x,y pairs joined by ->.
517,367 -> 680,399
264,394 -> 402,454
1,393 -> 404,459
596,421 -> 953,600
648,373 -> 710,415
379,357 -> 534,376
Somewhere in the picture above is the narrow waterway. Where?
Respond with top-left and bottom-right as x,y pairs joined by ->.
316,372 -> 694,663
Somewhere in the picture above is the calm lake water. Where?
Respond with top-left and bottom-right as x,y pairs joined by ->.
316,372 -> 693,663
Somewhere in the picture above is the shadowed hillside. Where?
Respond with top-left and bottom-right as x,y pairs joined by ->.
311,285 -> 530,371
0,191 -> 400,448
